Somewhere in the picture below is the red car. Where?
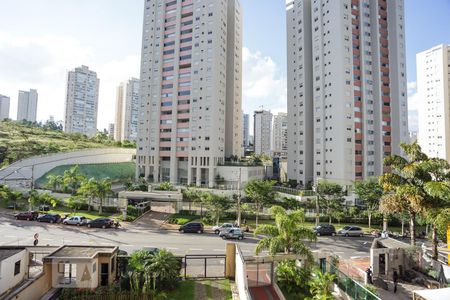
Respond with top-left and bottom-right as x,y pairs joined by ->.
15,211 -> 39,221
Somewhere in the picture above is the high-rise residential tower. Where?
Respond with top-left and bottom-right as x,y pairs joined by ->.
64,66 -> 100,137
17,89 -> 38,122
136,0 -> 243,186
417,44 -> 450,161
273,112 -> 288,157
254,109 -> 272,156
243,113 -> 249,147
115,78 -> 140,142
0,95 -> 10,120
286,0 -> 408,187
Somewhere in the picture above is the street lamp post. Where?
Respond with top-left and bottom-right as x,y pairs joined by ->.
312,183 -> 319,227
236,168 -> 242,227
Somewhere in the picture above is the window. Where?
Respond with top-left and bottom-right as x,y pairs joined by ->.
14,260 -> 21,275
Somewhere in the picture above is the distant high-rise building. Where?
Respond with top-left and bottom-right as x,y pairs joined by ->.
417,44 -> 450,160
273,112 -> 288,157
136,0 -> 243,186
243,113 -> 249,147
108,123 -> 115,140
0,95 -> 10,120
286,0 -> 408,186
254,109 -> 272,155
17,89 -> 38,122
64,66 -> 100,136
115,78 -> 140,142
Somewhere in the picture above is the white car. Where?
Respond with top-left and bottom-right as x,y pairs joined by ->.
337,226 -> 364,237
212,223 -> 234,234
63,216 -> 88,226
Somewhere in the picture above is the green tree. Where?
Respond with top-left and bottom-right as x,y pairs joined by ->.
307,268 -> 336,300
94,178 -> 113,215
28,190 -> 40,210
354,178 -> 383,229
157,182 -> 173,191
45,174 -> 63,192
276,260 -> 311,296
200,193 -> 233,225
244,179 -> 276,226
78,177 -> 98,212
145,249 -> 181,290
254,206 -> 316,259
38,192 -> 60,208
316,181 -> 345,225
62,165 -> 86,194
66,196 -> 85,213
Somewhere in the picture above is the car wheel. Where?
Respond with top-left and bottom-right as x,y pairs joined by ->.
215,230 -> 220,234
77,223 -> 80,226
238,236 -> 243,240
332,232 -> 336,236
359,233 -> 363,237
50,220 -> 54,224
317,232 -> 321,236
102,225 -> 106,229
27,217 -> 30,221
345,233 -> 349,237
87,224 -> 91,228
180,229 -> 184,233
197,230 -> 202,234
222,236 -> 227,240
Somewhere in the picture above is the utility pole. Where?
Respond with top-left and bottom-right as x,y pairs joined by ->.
237,168 -> 242,227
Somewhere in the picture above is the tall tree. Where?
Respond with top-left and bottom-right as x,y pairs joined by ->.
244,179 -> 276,227
62,165 -> 86,195
254,205 -> 316,260
78,177 -> 98,212
45,174 -> 63,192
200,193 -> 233,225
94,178 -> 113,215
354,178 -> 383,229
316,181 -> 345,225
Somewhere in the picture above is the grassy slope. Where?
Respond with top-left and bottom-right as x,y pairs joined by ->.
35,162 -> 136,186
0,121 -> 107,167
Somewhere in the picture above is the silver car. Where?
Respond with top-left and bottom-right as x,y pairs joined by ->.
337,226 -> 364,237
63,216 -> 87,226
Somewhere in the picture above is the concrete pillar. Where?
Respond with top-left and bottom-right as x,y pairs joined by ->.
225,243 -> 236,279
196,167 -> 201,186
187,165 -> 192,185
208,167 -> 215,188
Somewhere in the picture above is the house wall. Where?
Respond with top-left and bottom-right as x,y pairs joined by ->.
0,250 -> 28,296
370,248 -> 407,279
97,255 -> 117,286
51,259 -> 97,289
9,263 -> 52,300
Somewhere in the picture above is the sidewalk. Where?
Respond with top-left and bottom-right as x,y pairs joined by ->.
376,281 -> 416,300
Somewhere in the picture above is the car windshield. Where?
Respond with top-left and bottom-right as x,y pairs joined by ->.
342,226 -> 351,230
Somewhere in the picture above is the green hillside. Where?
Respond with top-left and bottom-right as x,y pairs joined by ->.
0,120 -> 135,168
36,162 -> 136,187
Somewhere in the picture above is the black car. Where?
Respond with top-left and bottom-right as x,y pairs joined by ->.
87,218 -> 114,229
178,222 -> 204,233
37,214 -> 61,223
313,224 -> 336,236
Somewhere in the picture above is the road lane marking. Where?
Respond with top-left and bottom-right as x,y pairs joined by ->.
5,235 -> 17,238
189,248 -> 203,251
166,247 -> 179,250
213,249 -> 223,252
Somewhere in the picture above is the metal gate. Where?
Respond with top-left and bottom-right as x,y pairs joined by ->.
182,254 -> 226,278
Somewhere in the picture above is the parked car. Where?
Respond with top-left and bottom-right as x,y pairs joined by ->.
142,247 -> 159,254
313,224 -> 336,236
178,222 -> 204,233
219,228 -> 244,240
87,218 -> 114,229
15,211 -> 39,221
212,223 -> 234,234
337,226 -> 364,237
63,216 -> 87,226
37,214 -> 61,223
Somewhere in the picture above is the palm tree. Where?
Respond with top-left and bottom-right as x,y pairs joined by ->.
145,249 -> 181,290
62,165 -> 86,194
45,174 -> 63,191
94,178 -> 113,215
244,179 -> 276,227
78,177 -> 97,212
254,206 -> 316,260
307,268 -> 337,300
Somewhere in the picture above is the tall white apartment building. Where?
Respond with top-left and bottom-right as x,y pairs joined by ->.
108,123 -> 115,140
17,89 -> 38,122
254,109 -> 272,156
417,44 -> 450,161
243,113 -> 249,147
0,95 -> 10,120
286,0 -> 408,187
273,112 -> 288,157
136,0 -> 243,186
115,78 -> 140,142
64,66 -> 100,137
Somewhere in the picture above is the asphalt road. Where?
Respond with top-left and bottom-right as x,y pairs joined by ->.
0,214 -> 373,259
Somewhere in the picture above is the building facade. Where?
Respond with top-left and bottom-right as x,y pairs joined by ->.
17,89 -> 38,122
253,109 -> 272,156
272,112 -> 288,157
286,0 -> 408,187
115,78 -> 140,142
64,66 -> 100,137
243,113 -> 249,147
0,95 -> 10,120
417,45 -> 450,161
136,0 -> 243,186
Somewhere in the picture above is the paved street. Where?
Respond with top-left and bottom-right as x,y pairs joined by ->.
0,214 -> 373,259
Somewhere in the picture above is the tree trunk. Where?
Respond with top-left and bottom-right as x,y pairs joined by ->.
410,212 -> 416,246
88,198 -> 92,212
368,212 -> 372,230
255,200 -> 259,227
99,198 -> 103,215
383,213 -> 388,231
432,225 -> 438,261
401,219 -> 405,236
329,215 -> 332,225
315,196 -> 320,226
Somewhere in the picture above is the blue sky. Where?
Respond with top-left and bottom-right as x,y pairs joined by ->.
0,0 -> 449,131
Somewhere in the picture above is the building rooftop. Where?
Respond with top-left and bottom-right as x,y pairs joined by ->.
413,287 -> 450,300
44,246 -> 117,260
371,238 -> 410,249
0,247 -> 26,261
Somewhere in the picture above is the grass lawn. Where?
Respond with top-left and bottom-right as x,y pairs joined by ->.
46,207 -> 121,221
165,280 -> 232,300
166,280 -> 195,300
35,162 -> 136,187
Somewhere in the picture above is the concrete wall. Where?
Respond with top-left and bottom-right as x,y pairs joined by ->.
0,148 -> 135,189
235,247 -> 251,300
51,259 -> 98,289
7,263 -> 52,300
0,249 -> 28,297
216,165 -> 265,188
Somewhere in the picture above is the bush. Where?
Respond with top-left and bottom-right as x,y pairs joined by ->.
167,213 -> 197,225
127,205 -> 140,217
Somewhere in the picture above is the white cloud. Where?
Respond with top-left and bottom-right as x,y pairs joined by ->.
407,81 -> 419,132
242,47 -> 287,115
0,31 -> 140,130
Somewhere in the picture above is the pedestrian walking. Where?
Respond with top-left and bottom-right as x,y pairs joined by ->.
366,267 -> 373,284
393,270 -> 398,293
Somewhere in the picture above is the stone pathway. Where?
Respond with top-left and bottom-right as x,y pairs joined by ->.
376,281 -> 418,300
